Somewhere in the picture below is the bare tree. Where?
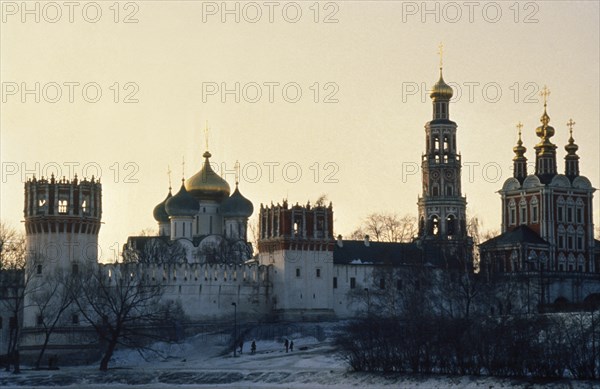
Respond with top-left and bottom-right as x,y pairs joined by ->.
314,194 -> 328,207
29,267 -> 76,369
72,263 -> 180,371
350,213 -> 417,243
137,228 -> 157,237
0,222 -> 30,373
467,216 -> 498,272
123,239 -> 186,265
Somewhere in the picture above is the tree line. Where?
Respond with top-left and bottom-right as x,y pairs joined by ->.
336,265 -> 600,379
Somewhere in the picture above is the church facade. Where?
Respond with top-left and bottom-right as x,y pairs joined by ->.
6,65 -> 599,361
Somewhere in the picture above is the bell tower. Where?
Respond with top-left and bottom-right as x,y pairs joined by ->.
417,47 -> 471,269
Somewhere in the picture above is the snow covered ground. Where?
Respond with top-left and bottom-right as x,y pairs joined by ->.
1,323 -> 598,388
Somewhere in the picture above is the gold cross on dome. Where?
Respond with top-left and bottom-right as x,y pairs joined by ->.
566,118 -> 576,135
167,165 -> 172,189
437,42 -> 444,68
540,85 -> 551,105
234,160 -> 240,185
181,156 -> 185,178
516,121 -> 523,134
204,120 -> 209,151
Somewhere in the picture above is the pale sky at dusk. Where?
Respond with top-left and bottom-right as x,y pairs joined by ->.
1,1 -> 599,262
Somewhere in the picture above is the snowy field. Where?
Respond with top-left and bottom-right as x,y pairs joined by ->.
1,323 -> 598,388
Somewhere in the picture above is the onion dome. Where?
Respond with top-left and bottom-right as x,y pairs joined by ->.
221,184 -> 254,218
565,120 -> 579,157
534,104 -> 557,156
165,180 -> 199,217
153,188 -> 172,223
430,68 -> 454,101
513,124 -> 527,161
185,151 -> 230,202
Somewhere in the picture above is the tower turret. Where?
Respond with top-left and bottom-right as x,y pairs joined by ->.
513,122 -> 528,183
564,118 -> 580,181
23,174 -> 102,327
534,86 -> 558,184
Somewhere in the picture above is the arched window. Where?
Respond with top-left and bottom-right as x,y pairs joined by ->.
508,200 -> 516,226
432,216 -> 440,236
519,198 -> 527,224
530,197 -> 539,223
446,215 -> 456,236
557,196 -> 565,222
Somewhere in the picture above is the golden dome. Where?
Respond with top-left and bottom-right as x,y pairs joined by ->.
185,151 -> 231,202
513,124 -> 527,161
430,68 -> 453,101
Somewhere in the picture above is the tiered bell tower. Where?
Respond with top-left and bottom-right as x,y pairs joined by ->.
417,49 -> 471,269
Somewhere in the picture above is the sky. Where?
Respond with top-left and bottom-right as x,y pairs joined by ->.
1,1 -> 599,262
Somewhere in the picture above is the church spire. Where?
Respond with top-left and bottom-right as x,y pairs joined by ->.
534,86 -> 558,183
430,43 -> 453,119
564,118 -> 580,180
513,122 -> 528,183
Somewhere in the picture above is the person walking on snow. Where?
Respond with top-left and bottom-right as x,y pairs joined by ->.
284,339 -> 289,353
251,340 -> 256,355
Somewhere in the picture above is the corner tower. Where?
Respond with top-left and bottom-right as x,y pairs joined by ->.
417,58 -> 471,269
23,174 -> 102,327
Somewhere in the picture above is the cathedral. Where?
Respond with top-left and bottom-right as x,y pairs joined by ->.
4,63 -> 599,362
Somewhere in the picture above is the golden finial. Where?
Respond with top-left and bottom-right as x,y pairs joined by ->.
516,121 -> 523,138
437,42 -> 444,69
540,85 -> 551,107
167,165 -> 172,190
204,120 -> 209,152
567,118 -> 576,137
234,160 -> 240,186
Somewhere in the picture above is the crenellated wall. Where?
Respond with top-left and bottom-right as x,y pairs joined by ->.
101,262 -> 273,321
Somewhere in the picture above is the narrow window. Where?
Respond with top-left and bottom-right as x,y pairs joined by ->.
316,268 -> 321,278
520,206 -> 527,224
577,236 -> 583,250
558,206 -> 564,222
568,236 -> 574,250
576,208 -> 583,224
37,315 -> 43,326
558,236 -> 564,249
567,208 -> 573,223
532,206 -> 539,223
72,314 -> 79,325
350,277 -> 356,289
295,268 -> 301,278
333,277 -> 338,289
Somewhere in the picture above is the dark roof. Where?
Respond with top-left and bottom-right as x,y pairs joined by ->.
428,119 -> 457,126
333,240 -> 423,266
221,186 -> 254,218
480,225 -> 549,248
